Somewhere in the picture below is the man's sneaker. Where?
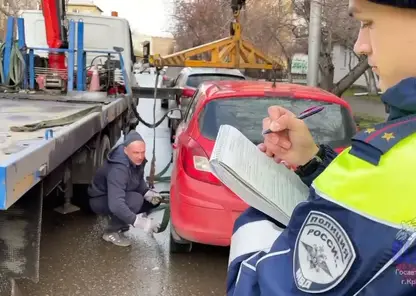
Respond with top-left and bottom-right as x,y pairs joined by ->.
102,231 -> 132,247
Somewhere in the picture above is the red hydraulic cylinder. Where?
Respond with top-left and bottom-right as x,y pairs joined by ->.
41,0 -> 67,72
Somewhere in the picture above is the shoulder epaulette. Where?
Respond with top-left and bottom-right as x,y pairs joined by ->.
349,114 -> 416,165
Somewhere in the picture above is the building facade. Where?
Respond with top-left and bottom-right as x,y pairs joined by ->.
132,31 -> 175,59
67,0 -> 102,15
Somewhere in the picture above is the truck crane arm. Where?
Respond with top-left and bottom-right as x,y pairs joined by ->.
147,0 -> 284,70
41,0 -> 68,72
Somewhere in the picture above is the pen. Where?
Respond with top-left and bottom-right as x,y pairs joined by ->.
262,106 -> 325,135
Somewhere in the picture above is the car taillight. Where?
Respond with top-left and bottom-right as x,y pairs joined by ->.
182,87 -> 195,98
181,137 -> 221,185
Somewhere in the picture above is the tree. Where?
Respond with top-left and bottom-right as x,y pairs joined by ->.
291,0 -> 369,94
0,0 -> 38,38
246,0 -> 308,82
171,0 -> 231,50
170,0 -> 302,78
0,0 -> 39,16
170,0 -> 369,95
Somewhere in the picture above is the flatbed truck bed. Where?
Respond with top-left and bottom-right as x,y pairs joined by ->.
0,92 -> 134,210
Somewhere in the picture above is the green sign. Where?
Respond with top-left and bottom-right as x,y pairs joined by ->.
291,55 -> 308,74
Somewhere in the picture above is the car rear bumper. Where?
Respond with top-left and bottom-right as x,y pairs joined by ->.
170,169 -> 248,246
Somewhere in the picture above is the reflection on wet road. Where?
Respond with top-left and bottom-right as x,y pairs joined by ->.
18,97 -> 229,295
19,211 -> 228,296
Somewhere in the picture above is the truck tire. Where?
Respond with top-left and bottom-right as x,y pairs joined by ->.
97,134 -> 111,168
72,134 -> 110,214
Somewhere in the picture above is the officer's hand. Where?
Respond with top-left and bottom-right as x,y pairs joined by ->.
262,106 -> 318,166
258,143 -> 296,170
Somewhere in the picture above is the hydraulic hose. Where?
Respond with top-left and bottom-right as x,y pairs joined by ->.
148,67 -> 159,188
128,68 -> 182,186
129,70 -> 179,187
0,41 -> 26,90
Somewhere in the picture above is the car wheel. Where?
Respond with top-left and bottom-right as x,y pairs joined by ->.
169,232 -> 192,253
170,124 -> 175,143
170,120 -> 178,143
161,99 -> 168,109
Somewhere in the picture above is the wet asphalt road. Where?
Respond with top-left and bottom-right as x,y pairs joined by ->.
17,97 -> 229,296
18,210 -> 229,296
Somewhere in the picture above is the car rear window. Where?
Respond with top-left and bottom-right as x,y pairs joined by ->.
198,97 -> 356,148
186,74 -> 245,88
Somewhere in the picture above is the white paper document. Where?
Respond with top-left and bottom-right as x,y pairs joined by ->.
209,125 -> 309,225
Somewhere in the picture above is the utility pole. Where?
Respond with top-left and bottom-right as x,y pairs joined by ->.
307,0 -> 322,87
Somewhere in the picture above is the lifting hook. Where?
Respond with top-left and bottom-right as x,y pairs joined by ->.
231,0 -> 246,15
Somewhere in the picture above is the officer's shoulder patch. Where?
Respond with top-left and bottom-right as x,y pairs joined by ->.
293,211 -> 356,293
350,114 -> 416,165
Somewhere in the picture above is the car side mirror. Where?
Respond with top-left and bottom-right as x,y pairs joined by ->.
167,109 -> 182,120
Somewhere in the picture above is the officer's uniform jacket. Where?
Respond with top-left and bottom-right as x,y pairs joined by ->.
227,78 -> 416,296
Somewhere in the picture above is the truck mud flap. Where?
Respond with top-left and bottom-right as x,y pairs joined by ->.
0,184 -> 43,285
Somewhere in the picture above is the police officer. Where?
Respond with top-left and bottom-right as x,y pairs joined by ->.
227,0 -> 416,295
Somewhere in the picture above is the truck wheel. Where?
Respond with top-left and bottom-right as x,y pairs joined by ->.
97,134 -> 111,168
169,233 -> 192,253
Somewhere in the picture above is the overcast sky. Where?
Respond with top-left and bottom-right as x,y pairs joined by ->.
93,0 -> 174,37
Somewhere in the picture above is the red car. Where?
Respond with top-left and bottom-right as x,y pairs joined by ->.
168,80 -> 357,253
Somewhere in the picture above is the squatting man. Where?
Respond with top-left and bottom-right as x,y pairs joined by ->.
87,130 -> 165,247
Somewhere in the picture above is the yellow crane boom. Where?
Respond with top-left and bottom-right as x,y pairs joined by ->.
145,1 -> 284,70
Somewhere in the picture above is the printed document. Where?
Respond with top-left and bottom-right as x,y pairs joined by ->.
209,125 -> 309,225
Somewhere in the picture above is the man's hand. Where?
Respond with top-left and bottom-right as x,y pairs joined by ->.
134,213 -> 161,234
262,106 -> 319,166
144,189 -> 162,205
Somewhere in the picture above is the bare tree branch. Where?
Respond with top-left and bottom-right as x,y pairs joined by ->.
331,58 -> 370,96
169,0 -> 364,92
